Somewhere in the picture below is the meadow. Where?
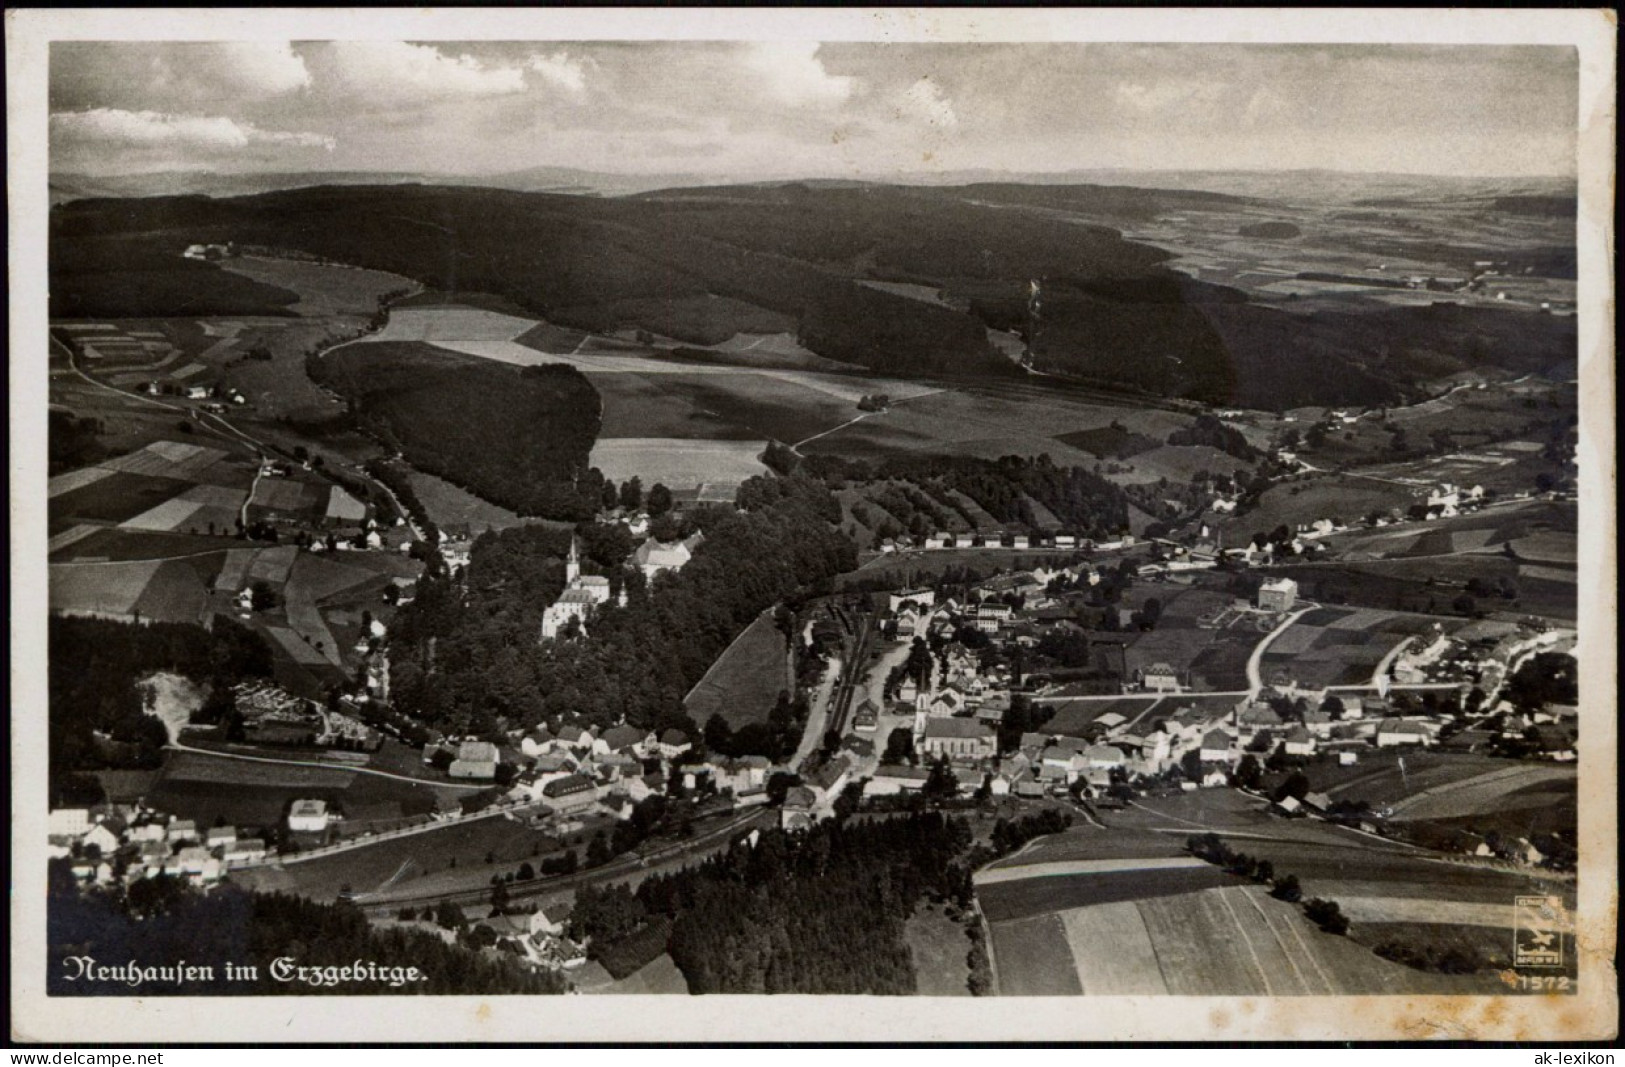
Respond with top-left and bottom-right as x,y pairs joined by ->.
684,612 -> 789,730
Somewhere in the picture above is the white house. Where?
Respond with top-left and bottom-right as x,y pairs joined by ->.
287,799 -> 330,834
47,809 -> 92,840
1199,729 -> 1235,764
1282,725 -> 1317,757
1142,662 -> 1182,693
1258,578 -> 1299,612
449,740 -> 499,779
82,823 -> 121,856
889,589 -> 936,614
1084,744 -> 1126,771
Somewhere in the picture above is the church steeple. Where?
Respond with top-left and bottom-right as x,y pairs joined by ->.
566,535 -> 581,584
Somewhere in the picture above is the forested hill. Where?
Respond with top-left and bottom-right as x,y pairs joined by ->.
51,182 -> 1576,408
388,473 -> 855,740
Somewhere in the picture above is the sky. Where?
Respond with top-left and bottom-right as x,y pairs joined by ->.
48,41 -> 1578,179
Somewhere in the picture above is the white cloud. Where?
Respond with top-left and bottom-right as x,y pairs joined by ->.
322,42 -> 529,100
900,76 -> 957,127
52,108 -> 334,151
196,43 -> 312,96
528,51 -> 589,94
741,43 -> 854,107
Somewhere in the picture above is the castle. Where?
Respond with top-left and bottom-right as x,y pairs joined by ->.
539,537 -> 616,641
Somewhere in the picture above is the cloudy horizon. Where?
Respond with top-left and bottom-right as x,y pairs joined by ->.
49,42 -> 1578,181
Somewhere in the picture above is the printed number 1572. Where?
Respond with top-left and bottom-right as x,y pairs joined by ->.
1516,975 -> 1572,992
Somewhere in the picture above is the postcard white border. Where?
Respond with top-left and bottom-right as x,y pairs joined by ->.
9,7 -> 1617,1044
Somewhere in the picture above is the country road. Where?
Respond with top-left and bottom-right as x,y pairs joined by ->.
1244,605 -> 1318,695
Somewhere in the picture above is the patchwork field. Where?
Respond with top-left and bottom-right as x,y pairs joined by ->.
684,612 -> 789,730
983,805 -> 1529,998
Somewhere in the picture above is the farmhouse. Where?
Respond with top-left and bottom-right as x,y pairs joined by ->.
287,799 -> 330,834
541,774 -> 601,814
1257,578 -> 1299,612
1282,725 -> 1317,757
657,729 -> 693,760
1085,744 -> 1126,770
600,725 -> 644,753
889,589 -> 936,614
1376,718 -> 1433,747
920,719 -> 996,762
449,739 -> 500,779
1141,662 -> 1182,693
853,700 -> 880,732
1199,730 -> 1235,764
541,538 -> 616,640
864,765 -> 930,797
781,786 -> 821,831
632,531 -> 706,580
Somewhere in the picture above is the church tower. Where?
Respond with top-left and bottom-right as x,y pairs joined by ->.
566,535 -> 581,585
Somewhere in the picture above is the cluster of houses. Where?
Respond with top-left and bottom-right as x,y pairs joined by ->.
47,805 -> 268,889
423,721 -> 781,822
875,531 -> 1136,555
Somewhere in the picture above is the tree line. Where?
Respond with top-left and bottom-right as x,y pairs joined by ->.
49,616 -> 273,806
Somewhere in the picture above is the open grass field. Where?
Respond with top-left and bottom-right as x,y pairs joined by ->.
977,865 -> 1237,923
49,559 -> 166,618
1215,477 -> 1417,538
990,829 -> 1193,870
988,914 -> 1082,995
592,369 -> 854,442
1383,764 -> 1576,823
1042,697 -> 1165,738
1058,901 -> 1172,994
238,813 -> 562,903
589,953 -> 692,995
50,470 -> 195,524
407,469 -> 526,532
220,256 -> 412,318
684,612 -> 788,730
904,904 -> 973,996
588,438 -> 768,490
223,319 -> 352,420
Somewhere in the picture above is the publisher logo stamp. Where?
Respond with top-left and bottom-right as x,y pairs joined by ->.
1514,895 -> 1566,968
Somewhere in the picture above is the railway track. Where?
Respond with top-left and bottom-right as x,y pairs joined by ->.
354,808 -> 769,913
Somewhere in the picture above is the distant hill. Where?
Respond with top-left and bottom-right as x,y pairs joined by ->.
50,181 -> 1576,408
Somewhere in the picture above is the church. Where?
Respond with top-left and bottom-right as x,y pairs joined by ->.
539,537 -> 616,641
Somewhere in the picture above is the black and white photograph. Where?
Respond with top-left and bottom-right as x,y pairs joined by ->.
8,7 -> 1616,1044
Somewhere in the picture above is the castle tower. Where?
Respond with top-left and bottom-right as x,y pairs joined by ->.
566,535 -> 581,585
